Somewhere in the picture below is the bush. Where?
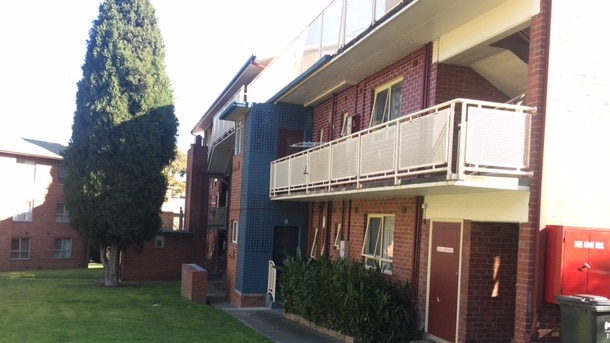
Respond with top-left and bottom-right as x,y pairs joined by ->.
277,255 -> 420,342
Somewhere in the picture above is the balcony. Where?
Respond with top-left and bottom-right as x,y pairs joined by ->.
208,206 -> 227,228
248,0 -> 405,103
206,86 -> 246,175
270,99 -> 535,201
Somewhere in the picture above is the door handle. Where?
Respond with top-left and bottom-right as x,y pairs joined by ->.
577,262 -> 591,272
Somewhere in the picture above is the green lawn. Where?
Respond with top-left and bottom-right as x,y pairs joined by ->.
0,266 -> 272,343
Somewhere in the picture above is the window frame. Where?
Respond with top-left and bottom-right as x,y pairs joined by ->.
310,228 -> 319,259
13,200 -> 34,222
10,238 -> 31,260
53,237 -> 72,258
57,164 -> 67,185
154,235 -> 165,249
361,214 -> 395,274
232,221 -> 239,243
340,112 -> 352,137
370,78 -> 403,127
334,223 -> 342,248
55,203 -> 70,223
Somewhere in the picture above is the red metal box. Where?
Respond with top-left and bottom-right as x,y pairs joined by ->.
544,225 -> 610,304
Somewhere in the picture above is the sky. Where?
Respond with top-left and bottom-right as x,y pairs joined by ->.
0,0 -> 330,152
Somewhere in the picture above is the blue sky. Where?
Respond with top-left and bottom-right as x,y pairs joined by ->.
0,0 -> 329,152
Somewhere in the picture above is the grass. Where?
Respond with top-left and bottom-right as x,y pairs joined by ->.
0,266 -> 272,343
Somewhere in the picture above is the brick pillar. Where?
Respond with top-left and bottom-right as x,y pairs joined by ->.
184,136 -> 209,265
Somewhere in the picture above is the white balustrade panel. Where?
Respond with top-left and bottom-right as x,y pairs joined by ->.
399,110 -> 450,170
465,108 -> 531,168
273,160 -> 291,190
331,138 -> 359,180
360,125 -> 396,176
290,154 -> 308,187
309,148 -> 331,184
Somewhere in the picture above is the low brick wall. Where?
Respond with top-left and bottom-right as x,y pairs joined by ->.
181,263 -> 208,304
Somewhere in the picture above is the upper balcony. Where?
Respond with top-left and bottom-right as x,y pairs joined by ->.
270,99 -> 535,201
249,0 -> 531,107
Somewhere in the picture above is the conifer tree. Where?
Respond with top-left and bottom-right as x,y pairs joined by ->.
63,0 -> 178,287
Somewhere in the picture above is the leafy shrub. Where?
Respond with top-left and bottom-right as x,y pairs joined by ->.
277,255 -> 420,342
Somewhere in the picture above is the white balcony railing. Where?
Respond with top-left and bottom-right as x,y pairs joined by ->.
270,99 -> 535,198
209,85 -> 247,151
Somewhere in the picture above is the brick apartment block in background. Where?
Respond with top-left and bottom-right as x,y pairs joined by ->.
186,1 -> 610,342
0,138 -> 88,271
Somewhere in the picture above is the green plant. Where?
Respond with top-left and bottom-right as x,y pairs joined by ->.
277,255 -> 420,342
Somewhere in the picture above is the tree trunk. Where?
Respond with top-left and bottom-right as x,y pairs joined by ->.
100,243 -> 120,287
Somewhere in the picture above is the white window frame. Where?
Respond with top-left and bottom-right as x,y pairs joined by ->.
370,78 -> 403,127
361,214 -> 395,274
340,112 -> 352,136
232,221 -> 239,243
154,235 -> 165,249
58,164 -> 67,185
14,200 -> 34,222
56,203 -> 70,223
310,228 -> 319,258
54,238 -> 72,258
334,223 -> 342,248
11,238 -> 31,260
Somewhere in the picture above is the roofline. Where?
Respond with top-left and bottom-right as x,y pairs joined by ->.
0,149 -> 64,161
267,55 -> 333,104
191,55 -> 265,135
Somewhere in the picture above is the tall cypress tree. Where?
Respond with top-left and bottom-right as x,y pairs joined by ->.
63,0 -> 178,287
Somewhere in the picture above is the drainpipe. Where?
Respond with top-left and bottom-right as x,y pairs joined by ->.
422,42 -> 432,108
325,201 -> 333,256
412,196 -> 424,298
347,200 -> 352,243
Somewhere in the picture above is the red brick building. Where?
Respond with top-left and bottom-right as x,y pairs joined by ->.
0,138 -> 88,271
188,0 -> 610,342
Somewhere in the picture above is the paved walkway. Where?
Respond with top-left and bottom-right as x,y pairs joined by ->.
206,277 -> 342,343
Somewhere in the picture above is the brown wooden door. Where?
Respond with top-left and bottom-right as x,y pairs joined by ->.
428,221 -> 461,343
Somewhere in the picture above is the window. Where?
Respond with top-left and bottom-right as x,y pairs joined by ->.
14,200 -> 33,222
234,120 -> 243,155
361,215 -> 395,274
56,203 -> 70,223
154,235 -> 165,249
11,238 -> 31,260
310,228 -> 319,258
232,221 -> 239,243
370,79 -> 403,126
341,112 -> 352,136
58,164 -> 67,185
54,238 -> 72,258
334,224 -> 342,248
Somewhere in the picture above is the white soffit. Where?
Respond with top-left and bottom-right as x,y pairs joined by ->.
436,0 -> 540,64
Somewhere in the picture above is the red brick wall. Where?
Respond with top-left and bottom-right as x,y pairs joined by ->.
121,232 -> 195,281
226,154 -> 243,306
462,222 -> 519,343
431,64 -> 509,105
181,263 -> 208,304
184,136 -> 207,233
515,1 -> 555,342
0,155 -> 88,271
312,48 -> 428,143
308,198 -> 417,286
